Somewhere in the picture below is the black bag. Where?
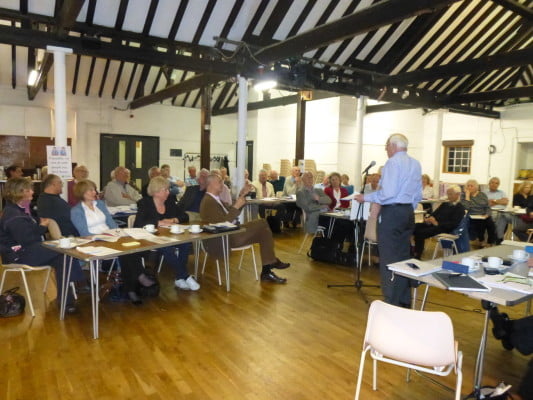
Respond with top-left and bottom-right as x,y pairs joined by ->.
139,269 -> 160,298
266,215 -> 281,233
0,287 -> 26,317
307,237 -> 342,264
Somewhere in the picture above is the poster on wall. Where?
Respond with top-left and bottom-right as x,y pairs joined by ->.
46,145 -> 72,179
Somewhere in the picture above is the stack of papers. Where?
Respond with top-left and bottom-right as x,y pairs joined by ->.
75,246 -> 122,256
122,228 -> 158,240
388,259 -> 442,277
477,273 -> 533,294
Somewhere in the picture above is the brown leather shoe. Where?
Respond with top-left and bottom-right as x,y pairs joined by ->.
271,258 -> 290,269
260,271 -> 287,284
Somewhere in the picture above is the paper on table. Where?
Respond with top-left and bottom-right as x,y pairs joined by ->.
477,272 -> 533,294
388,259 -> 442,277
75,246 -> 122,256
122,228 -> 157,240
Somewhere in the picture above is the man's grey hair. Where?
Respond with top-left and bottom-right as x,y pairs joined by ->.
447,184 -> 461,194
147,166 -> 159,178
389,133 -> 408,149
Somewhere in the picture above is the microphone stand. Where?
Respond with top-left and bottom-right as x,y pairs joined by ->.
327,169 -> 380,303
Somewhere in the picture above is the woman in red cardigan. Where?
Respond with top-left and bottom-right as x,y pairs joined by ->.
324,172 -> 349,210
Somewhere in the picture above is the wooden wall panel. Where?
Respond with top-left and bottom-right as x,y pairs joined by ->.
0,135 -> 71,169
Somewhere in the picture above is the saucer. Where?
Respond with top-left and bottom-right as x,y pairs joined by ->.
189,229 -> 203,234
509,255 -> 529,262
145,229 -> 157,234
170,230 -> 184,235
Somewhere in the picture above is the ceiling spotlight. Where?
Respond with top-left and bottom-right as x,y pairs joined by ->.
253,65 -> 277,91
28,69 -> 38,86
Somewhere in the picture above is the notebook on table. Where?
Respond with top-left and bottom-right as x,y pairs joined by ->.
387,259 -> 442,277
433,272 -> 490,292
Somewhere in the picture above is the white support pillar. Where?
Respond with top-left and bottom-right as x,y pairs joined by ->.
47,46 -> 72,200
433,110 -> 444,196
236,75 -> 248,223
353,96 -> 367,189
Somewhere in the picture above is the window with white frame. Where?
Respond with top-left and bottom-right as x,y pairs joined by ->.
442,140 -> 473,174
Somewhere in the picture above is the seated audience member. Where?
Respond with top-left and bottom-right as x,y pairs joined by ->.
5,165 -> 24,179
134,176 -> 198,291
40,166 -> 48,181
413,185 -> 465,259
282,166 -> 303,228
0,178 -> 84,312
71,180 -> 155,304
142,166 -> 161,197
220,166 -> 231,188
37,174 -> 79,237
513,181 -> 532,208
210,169 -> 232,204
461,179 -> 497,246
160,164 -> 184,197
200,173 -> 290,283
324,172 -> 350,210
341,174 -> 354,195
179,168 -> 209,221
513,196 -> 533,242
244,169 -> 256,196
483,177 -> 510,243
268,170 -> 285,194
253,169 -> 286,225
421,174 -> 434,199
103,166 -> 142,207
296,171 -> 331,234
185,165 -> 198,187
67,165 -> 89,206
314,175 -> 330,190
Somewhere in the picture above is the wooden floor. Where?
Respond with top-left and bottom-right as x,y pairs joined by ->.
1,230 -> 530,400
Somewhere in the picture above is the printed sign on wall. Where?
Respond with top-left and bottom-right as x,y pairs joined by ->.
47,146 -> 72,179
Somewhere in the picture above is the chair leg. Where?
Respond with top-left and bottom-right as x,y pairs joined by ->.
157,255 -> 165,274
238,249 -> 245,270
250,246 -> 258,281
372,359 -> 378,390
455,352 -> 463,400
368,242 -> 372,268
298,233 -> 309,254
214,260 -> 222,286
43,267 -> 51,293
420,285 -> 430,310
0,269 -> 7,293
19,270 -> 36,318
354,348 -> 368,400
70,282 -> 77,300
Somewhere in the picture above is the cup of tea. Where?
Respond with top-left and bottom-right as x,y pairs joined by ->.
170,224 -> 182,234
461,257 -> 475,269
512,249 -> 528,260
59,238 -> 71,248
143,224 -> 156,233
190,224 -> 201,233
487,256 -> 503,268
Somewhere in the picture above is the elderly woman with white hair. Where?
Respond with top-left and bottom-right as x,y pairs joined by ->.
461,179 -> 497,246
134,176 -> 198,291
412,185 -> 465,259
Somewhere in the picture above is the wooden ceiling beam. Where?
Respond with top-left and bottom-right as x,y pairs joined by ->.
491,0 -> 533,21
253,0 -> 461,64
27,0 -> 86,100
386,47 -> 533,86
445,85 -> 533,104
129,73 -> 226,109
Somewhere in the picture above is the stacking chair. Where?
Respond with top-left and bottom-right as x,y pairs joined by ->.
0,260 -> 52,317
201,244 -> 258,291
354,300 -> 463,400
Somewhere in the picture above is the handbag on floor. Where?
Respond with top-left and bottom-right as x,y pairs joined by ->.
0,287 -> 26,317
307,237 -> 343,264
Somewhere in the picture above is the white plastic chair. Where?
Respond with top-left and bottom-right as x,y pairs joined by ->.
0,263 -> 52,317
355,300 -> 463,400
202,244 -> 258,291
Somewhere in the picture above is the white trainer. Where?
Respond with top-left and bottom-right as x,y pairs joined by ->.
186,276 -> 200,291
174,279 -> 190,290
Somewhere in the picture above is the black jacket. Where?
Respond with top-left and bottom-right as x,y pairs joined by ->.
134,196 -> 189,227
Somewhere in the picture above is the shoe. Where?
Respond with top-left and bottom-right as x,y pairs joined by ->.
260,270 -> 287,284
128,291 -> 142,305
174,276 -> 201,291
271,258 -> 290,269
490,308 -> 510,339
185,276 -> 200,291
66,304 -> 77,314
138,272 -> 156,287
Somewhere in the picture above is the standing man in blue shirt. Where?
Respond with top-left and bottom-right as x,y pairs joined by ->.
355,133 -> 422,307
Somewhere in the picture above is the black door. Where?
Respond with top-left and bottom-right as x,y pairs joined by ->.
100,134 -> 159,191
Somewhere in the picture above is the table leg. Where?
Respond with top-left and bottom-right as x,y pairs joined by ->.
89,260 -> 100,339
59,254 -> 72,320
472,303 -> 492,397
193,241 -> 200,278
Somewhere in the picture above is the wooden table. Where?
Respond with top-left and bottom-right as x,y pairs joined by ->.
43,226 -> 244,339
390,244 -> 532,399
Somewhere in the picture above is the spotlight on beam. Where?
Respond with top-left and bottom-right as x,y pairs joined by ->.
253,65 -> 277,92
28,70 -> 38,86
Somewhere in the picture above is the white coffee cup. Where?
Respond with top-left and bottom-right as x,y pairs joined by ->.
461,257 -> 475,269
170,224 -> 182,234
59,237 -> 71,248
143,224 -> 156,232
190,224 -> 201,233
487,256 -> 503,268
512,249 -> 528,260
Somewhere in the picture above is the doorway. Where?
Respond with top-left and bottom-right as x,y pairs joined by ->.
235,140 -> 254,179
100,134 -> 159,191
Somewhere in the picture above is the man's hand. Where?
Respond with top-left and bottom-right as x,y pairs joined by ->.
425,216 -> 438,226
121,192 -> 132,199
234,196 -> 246,209
238,183 -> 254,198
354,194 -> 364,203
